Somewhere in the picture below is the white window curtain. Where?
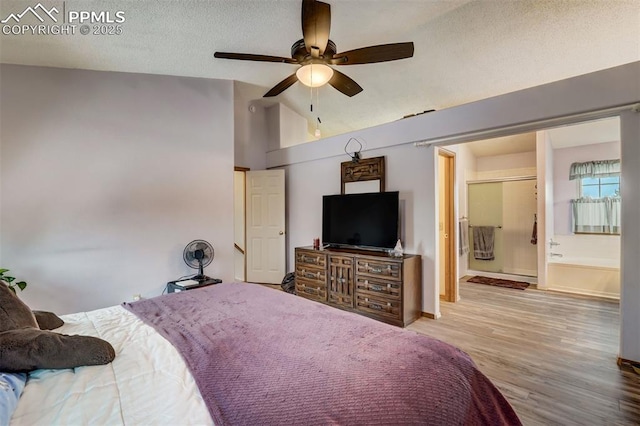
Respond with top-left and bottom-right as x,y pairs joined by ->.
569,159 -> 620,180
571,197 -> 621,234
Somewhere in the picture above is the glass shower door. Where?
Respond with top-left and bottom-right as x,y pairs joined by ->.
468,182 -> 503,273
468,179 -> 537,277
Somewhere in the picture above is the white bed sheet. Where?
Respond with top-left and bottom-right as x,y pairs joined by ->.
11,305 -> 213,425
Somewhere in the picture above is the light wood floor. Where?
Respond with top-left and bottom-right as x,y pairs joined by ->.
408,280 -> 640,426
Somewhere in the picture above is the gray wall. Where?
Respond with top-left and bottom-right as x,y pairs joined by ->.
0,65 -> 235,313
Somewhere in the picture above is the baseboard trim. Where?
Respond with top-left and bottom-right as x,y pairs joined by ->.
421,311 -> 441,320
546,285 -> 619,301
617,357 -> 640,369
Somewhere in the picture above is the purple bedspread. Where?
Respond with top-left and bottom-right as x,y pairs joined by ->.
123,282 -> 521,425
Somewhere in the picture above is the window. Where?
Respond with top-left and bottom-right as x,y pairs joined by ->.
570,160 -> 621,235
580,175 -> 620,198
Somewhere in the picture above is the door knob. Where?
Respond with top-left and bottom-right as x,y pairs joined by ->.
279,231 -> 284,235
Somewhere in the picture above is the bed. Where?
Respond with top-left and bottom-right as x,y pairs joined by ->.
11,282 -> 521,425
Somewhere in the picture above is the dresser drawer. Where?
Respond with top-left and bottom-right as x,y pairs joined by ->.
355,277 -> 401,299
296,278 -> 327,302
356,259 -> 402,281
355,293 -> 401,321
295,264 -> 327,285
296,249 -> 327,269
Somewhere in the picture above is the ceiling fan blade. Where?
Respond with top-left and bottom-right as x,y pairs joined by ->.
214,52 -> 298,64
264,73 -> 299,97
328,69 -> 363,97
331,42 -> 414,65
302,0 -> 331,56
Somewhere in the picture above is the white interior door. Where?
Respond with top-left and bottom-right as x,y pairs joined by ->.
233,170 -> 246,281
246,170 -> 286,284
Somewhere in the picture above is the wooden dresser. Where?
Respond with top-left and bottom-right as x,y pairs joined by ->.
294,246 -> 422,327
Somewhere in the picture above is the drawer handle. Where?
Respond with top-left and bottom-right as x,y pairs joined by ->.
301,255 -> 320,264
304,288 -> 314,294
366,265 -> 393,274
304,272 -> 320,279
370,284 -> 383,292
369,303 -> 383,310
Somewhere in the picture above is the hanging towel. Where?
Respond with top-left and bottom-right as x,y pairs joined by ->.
459,219 -> 470,256
473,226 -> 495,260
530,218 -> 537,245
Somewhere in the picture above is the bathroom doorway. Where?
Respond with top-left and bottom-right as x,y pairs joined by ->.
467,178 -> 538,278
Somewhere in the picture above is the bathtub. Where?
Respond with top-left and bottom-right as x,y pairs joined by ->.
547,256 -> 620,299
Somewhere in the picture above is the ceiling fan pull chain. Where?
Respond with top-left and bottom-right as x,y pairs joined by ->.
315,87 -> 322,138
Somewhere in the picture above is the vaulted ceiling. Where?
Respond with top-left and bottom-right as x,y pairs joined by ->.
1,0 -> 638,139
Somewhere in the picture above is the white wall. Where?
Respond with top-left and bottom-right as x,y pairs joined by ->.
549,234 -> 620,261
536,131 -> 554,288
234,82 -> 268,170
266,103 -> 310,152
552,141 -> 620,235
0,65 -> 235,314
620,109 -> 640,362
284,144 -> 431,266
454,144 -> 476,279
476,151 -> 537,179
283,143 -> 436,312
279,104 -> 309,148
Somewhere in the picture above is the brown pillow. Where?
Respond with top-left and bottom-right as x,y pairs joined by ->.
0,329 -> 115,373
0,282 -> 116,372
33,310 -> 65,330
0,282 -> 38,332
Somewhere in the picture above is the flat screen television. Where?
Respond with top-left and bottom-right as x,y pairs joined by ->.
322,191 -> 399,250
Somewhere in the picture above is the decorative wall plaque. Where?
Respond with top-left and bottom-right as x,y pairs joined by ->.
341,156 -> 386,194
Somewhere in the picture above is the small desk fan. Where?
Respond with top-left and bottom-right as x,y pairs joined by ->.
183,240 -> 214,282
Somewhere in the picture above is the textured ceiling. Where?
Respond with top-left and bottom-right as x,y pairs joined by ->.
1,0 -> 639,140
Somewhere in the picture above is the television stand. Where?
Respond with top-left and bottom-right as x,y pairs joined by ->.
294,246 -> 422,327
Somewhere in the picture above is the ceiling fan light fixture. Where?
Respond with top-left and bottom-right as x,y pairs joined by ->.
296,63 -> 334,88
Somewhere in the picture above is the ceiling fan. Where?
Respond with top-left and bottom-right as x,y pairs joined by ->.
214,0 -> 414,98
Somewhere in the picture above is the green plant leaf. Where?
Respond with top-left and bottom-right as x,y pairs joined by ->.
16,281 -> 27,291
4,276 -> 15,283
0,269 -> 9,274
8,285 -> 16,294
